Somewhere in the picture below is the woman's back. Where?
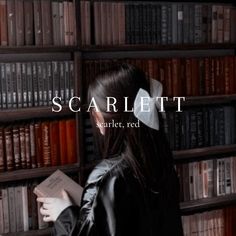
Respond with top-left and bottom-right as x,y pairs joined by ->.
53,155 -> 183,236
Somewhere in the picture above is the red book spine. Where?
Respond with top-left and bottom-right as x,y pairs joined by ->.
0,127 -> 5,172
13,126 -> 21,169
19,126 -> 26,169
50,120 -> 60,166
4,127 -> 14,171
25,124 -> 31,168
34,122 -> 43,168
42,121 -> 51,167
59,120 -> 67,165
0,0 -> 8,46
66,119 -> 77,164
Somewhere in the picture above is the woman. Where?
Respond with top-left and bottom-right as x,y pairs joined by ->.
37,64 -> 183,236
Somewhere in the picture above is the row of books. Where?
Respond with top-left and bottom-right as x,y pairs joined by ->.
176,156 -> 236,202
0,0 -> 76,46
0,118 -> 77,172
164,106 -> 236,150
82,56 -> 236,98
0,182 -> 49,234
0,61 -> 74,109
182,207 -> 236,236
81,1 -> 236,45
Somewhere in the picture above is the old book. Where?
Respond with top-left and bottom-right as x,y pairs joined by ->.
50,120 -> 60,166
94,1 -> 101,45
68,1 -> 76,45
66,119 -> 76,164
63,1 -> 70,45
19,125 -> 27,168
41,121 -> 51,167
26,62 -> 33,107
32,62 -> 39,106
59,1 -> 65,45
15,0 -> 24,46
15,186 -> 24,232
21,63 -> 28,107
52,1 -> 60,45
4,126 -> 14,171
41,0 -> 53,45
25,124 -> 31,168
16,63 -> 22,108
0,192 -> 3,233
2,189 -> 10,233
33,0 -> 43,45
29,122 -> 37,168
24,0 -> 34,45
0,127 -> 5,172
34,169 -> 83,206
59,119 -> 67,165
7,0 -> 16,46
0,0 -> 8,46
35,122 -> 43,168
12,126 -> 21,169
8,187 -> 16,232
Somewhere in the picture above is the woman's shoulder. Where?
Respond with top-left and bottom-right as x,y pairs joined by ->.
86,154 -> 129,187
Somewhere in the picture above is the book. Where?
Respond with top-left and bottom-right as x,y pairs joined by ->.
34,169 -> 83,206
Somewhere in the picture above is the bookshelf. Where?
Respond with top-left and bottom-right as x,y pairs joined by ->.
0,0 -> 236,235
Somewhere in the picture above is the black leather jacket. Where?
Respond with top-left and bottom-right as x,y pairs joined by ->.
53,156 -> 183,236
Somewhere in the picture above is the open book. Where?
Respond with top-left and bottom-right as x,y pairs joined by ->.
33,170 -> 83,206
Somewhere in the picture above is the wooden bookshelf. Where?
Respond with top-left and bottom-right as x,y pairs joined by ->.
0,164 -> 80,183
81,43 -> 236,52
165,94 -> 236,108
173,144 -> 236,161
180,194 -> 236,214
0,106 -> 75,122
0,46 -> 78,54
2,228 -> 51,236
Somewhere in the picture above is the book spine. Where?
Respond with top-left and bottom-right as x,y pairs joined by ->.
29,122 -> 37,168
21,63 -> 28,107
47,62 -> 53,105
5,63 -> 12,109
7,0 -> 16,46
42,62 -> 48,106
4,127 -> 14,171
42,121 -> 51,167
26,62 -> 33,107
161,4 -> 168,45
15,0 -> 24,46
41,0 -> 52,45
0,0 -> 8,46
19,125 -> 26,168
33,0 -> 43,45
2,189 -> 10,233
59,61 -> 65,104
32,62 -> 38,106
177,4 -> 183,44
0,128 -> 5,172
8,187 -> 16,232
11,63 -> 17,108
25,124 -> 31,168
12,126 -> 21,169
16,63 -> 22,108
1,64 -> 7,108
37,62 -> 43,106
35,122 -> 43,168
24,0 -> 34,45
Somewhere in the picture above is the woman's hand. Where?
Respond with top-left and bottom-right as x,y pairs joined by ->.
37,189 -> 72,222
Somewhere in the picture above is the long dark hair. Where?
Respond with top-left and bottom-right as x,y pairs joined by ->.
88,64 -> 175,190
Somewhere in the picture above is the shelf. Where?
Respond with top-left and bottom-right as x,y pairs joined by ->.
165,94 -> 236,108
81,43 -> 236,52
2,228 -> 52,236
0,105 -> 75,122
0,164 -> 80,183
173,144 -> 236,161
180,194 -> 236,214
0,45 -> 78,54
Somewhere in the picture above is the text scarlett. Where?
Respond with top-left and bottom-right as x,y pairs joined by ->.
52,96 -> 186,113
